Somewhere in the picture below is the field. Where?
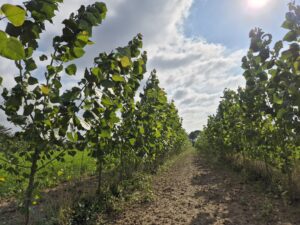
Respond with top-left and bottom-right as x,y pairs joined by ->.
0,151 -> 97,199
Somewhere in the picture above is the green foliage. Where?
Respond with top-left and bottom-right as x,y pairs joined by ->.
0,1 -> 108,224
189,130 -> 200,145
1,4 -> 26,26
66,64 -> 77,75
0,1 -> 186,224
0,30 -> 25,60
0,150 -> 96,198
132,71 -> 187,171
196,2 -> 300,200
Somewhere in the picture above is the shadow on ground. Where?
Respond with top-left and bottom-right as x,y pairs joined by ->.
189,155 -> 300,225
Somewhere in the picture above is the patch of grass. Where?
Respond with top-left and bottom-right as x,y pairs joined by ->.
0,150 -> 96,199
157,144 -> 195,174
260,199 -> 274,222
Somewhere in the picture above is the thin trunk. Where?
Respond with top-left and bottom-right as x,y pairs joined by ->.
24,148 -> 39,225
287,165 -> 294,201
96,158 -> 103,195
79,151 -> 85,181
263,153 -> 272,183
119,145 -> 124,182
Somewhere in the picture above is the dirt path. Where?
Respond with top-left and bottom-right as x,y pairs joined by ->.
107,151 -> 300,225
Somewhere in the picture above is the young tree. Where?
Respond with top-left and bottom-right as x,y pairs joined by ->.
0,1 -> 107,224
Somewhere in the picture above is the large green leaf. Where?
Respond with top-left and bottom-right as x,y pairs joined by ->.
1,4 -> 26,27
0,31 -> 25,60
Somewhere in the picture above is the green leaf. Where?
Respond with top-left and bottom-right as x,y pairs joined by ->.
78,19 -> 91,32
101,80 -> 115,88
273,93 -> 283,105
120,56 -> 131,68
3,37 -> 25,60
28,77 -> 38,85
53,79 -> 62,89
39,55 -> 48,61
65,64 -> 77,75
85,12 -> 98,26
283,31 -> 297,42
101,97 -> 113,106
40,2 -> 57,19
274,41 -> 283,54
77,31 -> 89,42
95,2 -> 107,15
112,74 -> 125,82
0,30 -> 7,43
129,138 -> 136,146
276,108 -> 286,119
91,67 -> 101,77
0,76 -> 2,86
139,126 -> 145,134
100,130 -> 111,138
87,40 -> 94,45
155,129 -> 161,138
281,20 -> 293,30
57,169 -> 64,177
25,58 -> 37,71
24,104 -> 34,116
71,47 -> 85,58
41,85 -> 50,95
25,47 -> 33,57
0,31 -> 25,60
1,4 -> 26,27
67,132 -> 78,142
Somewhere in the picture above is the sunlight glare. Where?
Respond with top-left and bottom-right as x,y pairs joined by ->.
247,0 -> 270,9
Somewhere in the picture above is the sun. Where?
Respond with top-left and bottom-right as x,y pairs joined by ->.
247,0 -> 270,9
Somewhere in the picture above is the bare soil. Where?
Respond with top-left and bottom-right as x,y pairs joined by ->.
106,151 -> 300,225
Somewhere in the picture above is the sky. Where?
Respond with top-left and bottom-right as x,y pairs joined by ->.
0,0 -> 294,132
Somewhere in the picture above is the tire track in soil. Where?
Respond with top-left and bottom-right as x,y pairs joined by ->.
107,151 -> 300,225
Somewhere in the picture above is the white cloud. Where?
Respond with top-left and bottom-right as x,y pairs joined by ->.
0,0 -> 246,132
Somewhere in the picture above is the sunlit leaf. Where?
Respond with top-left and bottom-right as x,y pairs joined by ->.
120,56 -> 131,68
0,31 -> 25,60
41,85 -> 50,95
1,4 -> 26,27
112,74 -> 125,82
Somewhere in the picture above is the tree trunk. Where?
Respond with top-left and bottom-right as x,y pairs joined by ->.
24,148 -> 39,225
96,157 -> 103,195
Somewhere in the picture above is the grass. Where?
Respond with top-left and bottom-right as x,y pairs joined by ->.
0,150 -> 97,199
157,144 -> 195,174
